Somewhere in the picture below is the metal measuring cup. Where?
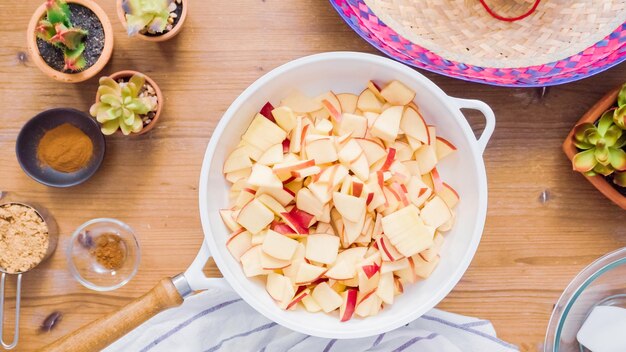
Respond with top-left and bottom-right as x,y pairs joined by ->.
0,202 -> 57,350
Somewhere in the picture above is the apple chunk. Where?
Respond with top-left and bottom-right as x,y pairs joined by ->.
380,80 -> 416,106
248,164 -> 283,189
272,106 -> 298,133
381,204 -> 434,257
311,282 -> 343,313
281,90 -> 322,113
337,93 -> 358,114
339,289 -> 358,322
242,113 -> 288,152
435,137 -> 457,160
370,106 -> 404,142
226,230 -> 252,261
305,138 -> 338,164
236,199 -> 274,234
420,195 -> 452,228
305,234 -> 340,264
400,106 -> 429,145
332,192 -> 366,222
262,229 -> 299,260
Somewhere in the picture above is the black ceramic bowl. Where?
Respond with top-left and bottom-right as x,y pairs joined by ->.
16,108 -> 106,187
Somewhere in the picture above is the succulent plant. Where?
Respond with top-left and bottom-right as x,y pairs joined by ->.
36,0 -> 88,71
572,111 -> 626,186
89,74 -> 158,135
613,83 -> 626,129
122,0 -> 174,36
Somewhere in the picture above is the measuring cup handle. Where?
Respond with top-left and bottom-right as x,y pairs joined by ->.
1,273 -> 22,350
40,277 -> 183,352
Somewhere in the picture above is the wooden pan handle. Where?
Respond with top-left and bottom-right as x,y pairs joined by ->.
39,278 -> 184,352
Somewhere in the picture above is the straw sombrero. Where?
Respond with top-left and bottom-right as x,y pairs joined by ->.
331,0 -> 626,86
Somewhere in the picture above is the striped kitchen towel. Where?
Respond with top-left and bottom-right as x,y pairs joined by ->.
105,281 -> 518,352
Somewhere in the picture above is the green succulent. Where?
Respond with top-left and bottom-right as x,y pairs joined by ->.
613,83 -> 626,129
122,0 -> 172,36
572,110 -> 626,186
89,74 -> 157,135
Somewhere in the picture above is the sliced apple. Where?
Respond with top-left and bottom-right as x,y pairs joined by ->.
272,106 -> 298,133
332,192 -> 366,222
380,257 -> 410,274
435,136 -> 457,160
223,146 -> 253,173
262,229 -> 299,260
420,232 -> 444,262
311,281 -> 343,313
242,113 -> 288,152
296,187 -> 325,218
281,90 -> 323,113
256,193 -> 287,215
261,251 -> 291,270
339,289 -> 358,322
240,245 -> 269,277
376,271 -> 395,305
281,207 -> 315,234
438,182 -> 460,209
256,186 -> 295,207
296,262 -> 328,285
380,80 -> 415,106
370,106 -> 404,142
337,93 -> 358,113
400,106 -> 429,144
301,294 -> 322,312
219,209 -> 242,232
414,144 -> 438,174
357,89 -> 383,113
420,195 -> 452,228
291,165 -> 321,178
338,113 -> 367,138
305,234 -> 340,264
316,91 -> 342,121
412,254 -> 440,279
236,198 -> 274,234
248,164 -> 283,189
259,102 -> 275,122
266,272 -> 295,304
325,259 -> 355,280
256,143 -> 284,166
376,235 -> 404,262
226,230 -> 252,261
381,204 -> 434,257
305,138 -> 338,165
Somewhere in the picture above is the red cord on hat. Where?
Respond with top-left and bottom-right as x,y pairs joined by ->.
478,0 -> 541,22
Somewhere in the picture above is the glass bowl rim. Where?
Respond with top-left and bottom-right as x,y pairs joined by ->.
66,217 -> 141,292
545,247 -> 626,351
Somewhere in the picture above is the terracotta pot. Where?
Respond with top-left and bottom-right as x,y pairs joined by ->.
562,85 -> 626,210
26,0 -> 114,83
116,0 -> 188,42
94,70 -> 164,136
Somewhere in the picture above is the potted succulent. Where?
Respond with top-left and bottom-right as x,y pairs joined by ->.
116,0 -> 188,42
89,71 -> 163,136
563,83 -> 626,210
26,0 -> 114,83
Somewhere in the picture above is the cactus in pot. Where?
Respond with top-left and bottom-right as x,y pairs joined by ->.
89,73 -> 158,135
613,83 -> 626,129
35,0 -> 88,71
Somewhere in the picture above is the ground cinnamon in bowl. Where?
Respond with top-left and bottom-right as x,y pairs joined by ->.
89,233 -> 126,270
37,123 -> 93,173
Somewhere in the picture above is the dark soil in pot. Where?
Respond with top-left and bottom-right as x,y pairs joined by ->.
142,1 -> 183,37
36,4 -> 104,72
606,175 -> 626,196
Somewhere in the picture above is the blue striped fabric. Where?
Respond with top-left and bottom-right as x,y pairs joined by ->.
105,285 -> 519,352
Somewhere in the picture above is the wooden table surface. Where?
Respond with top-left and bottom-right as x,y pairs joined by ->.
1,1 -> 625,351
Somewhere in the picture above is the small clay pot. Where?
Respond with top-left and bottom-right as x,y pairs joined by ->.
26,0 -> 114,83
116,0 -> 188,42
562,85 -> 626,210
94,70 -> 164,136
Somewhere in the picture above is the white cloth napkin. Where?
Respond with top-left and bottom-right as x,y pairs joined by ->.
105,281 -> 518,352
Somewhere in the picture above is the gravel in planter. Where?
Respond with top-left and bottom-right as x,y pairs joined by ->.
36,4 -> 105,72
142,0 -> 183,37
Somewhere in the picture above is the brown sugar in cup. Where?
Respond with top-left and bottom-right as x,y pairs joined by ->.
116,0 -> 188,42
0,203 -> 57,274
26,0 -> 114,83
94,70 -> 164,136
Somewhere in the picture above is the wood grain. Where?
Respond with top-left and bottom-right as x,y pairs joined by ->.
0,1 -> 625,351
40,278 -> 183,352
